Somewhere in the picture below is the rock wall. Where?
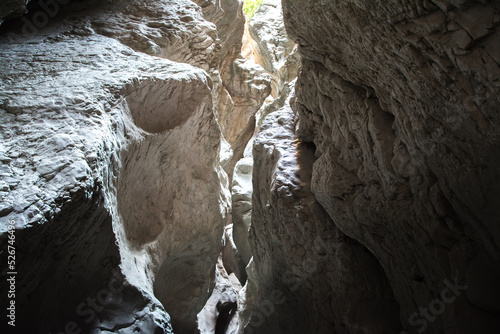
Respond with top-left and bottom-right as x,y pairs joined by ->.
244,0 -> 500,333
188,0 -> 272,183
0,0 -> 28,25
246,0 -> 299,99
0,33 -> 185,334
246,105 -> 401,334
230,0 -> 300,275
2,0 -> 498,333
0,0 -> 249,333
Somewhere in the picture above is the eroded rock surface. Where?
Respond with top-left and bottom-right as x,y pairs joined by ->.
246,0 -> 300,99
244,104 -> 401,334
0,1 -> 232,333
0,33 -> 187,334
193,0 -> 272,180
231,145 -> 254,269
230,0 -> 300,277
90,0 -> 219,71
218,59 -> 271,160
280,0 -> 500,333
2,0 -> 498,333
192,0 -> 245,64
198,255 -> 241,334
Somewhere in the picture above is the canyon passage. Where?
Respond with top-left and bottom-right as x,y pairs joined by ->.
0,0 -> 499,333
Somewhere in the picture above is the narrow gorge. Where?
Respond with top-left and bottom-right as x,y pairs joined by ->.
0,1 -> 499,334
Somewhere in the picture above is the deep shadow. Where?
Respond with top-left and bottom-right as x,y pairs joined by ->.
215,300 -> 237,334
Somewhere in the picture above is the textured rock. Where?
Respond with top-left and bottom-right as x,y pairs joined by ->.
192,0 -> 245,63
0,34 -> 183,334
192,0 -> 272,179
0,1 -> 231,332
230,0 -> 300,275
118,66 -> 228,333
218,59 -> 271,154
89,0 -> 219,71
281,0 -> 500,333
2,0 -> 220,70
5,0 -> 498,333
198,255 -> 242,334
246,0 -> 300,98
0,0 -> 28,25
221,223 -> 248,284
244,104 -> 401,334
231,145 -> 254,267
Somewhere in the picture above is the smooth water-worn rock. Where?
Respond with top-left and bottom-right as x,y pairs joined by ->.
231,145 -> 254,268
193,0 -> 272,180
218,58 -> 271,156
0,1 -> 233,333
0,33 -> 185,334
3,0 -> 498,333
198,255 -> 242,334
280,0 -> 500,333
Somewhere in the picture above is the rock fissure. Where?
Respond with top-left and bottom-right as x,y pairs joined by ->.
1,0 -> 499,334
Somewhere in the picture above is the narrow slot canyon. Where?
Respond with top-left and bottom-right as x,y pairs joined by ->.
0,1 -> 499,334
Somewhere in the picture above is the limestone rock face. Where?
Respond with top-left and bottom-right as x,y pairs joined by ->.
246,105 -> 401,334
231,146 -> 254,268
198,255 -> 242,334
3,0 -> 221,71
246,0 -> 300,98
230,0 -> 300,276
0,1 -> 231,333
218,59 -> 271,154
0,34 -> 184,334
192,0 -> 272,177
90,0 -> 219,71
281,0 -> 500,332
118,65 -> 228,333
192,0 -> 245,63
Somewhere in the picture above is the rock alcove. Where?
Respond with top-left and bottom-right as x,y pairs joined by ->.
0,0 -> 499,334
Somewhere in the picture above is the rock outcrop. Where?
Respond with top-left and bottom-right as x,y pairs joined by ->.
246,104 -> 401,334
245,0 -> 500,333
2,0 -> 499,333
0,0 -> 236,333
246,0 -> 299,99
230,0 -> 300,274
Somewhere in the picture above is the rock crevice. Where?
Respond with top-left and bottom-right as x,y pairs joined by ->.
1,0 -> 499,333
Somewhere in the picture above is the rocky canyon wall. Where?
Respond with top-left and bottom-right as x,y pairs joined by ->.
244,0 -> 500,333
1,0 -> 499,333
0,0 -> 266,333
